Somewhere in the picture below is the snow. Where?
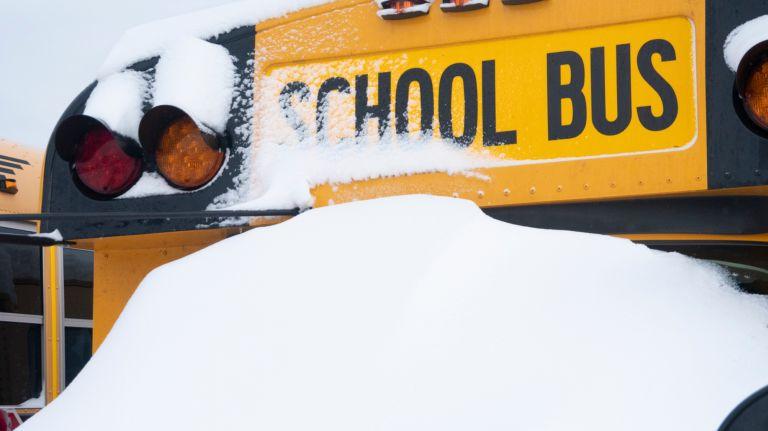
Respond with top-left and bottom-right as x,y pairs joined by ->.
98,0 -> 335,78
19,195 -> 768,431
17,387 -> 45,409
117,173 -> 183,199
224,137 -> 505,211
83,71 -> 149,141
724,15 -> 768,72
152,38 -> 236,134
30,230 -> 63,242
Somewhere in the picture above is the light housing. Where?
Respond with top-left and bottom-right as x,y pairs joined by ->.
376,0 -> 433,20
54,115 -> 143,199
139,105 -> 226,191
735,40 -> 768,138
441,0 -> 489,12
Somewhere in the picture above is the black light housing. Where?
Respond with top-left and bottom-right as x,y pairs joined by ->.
719,384 -> 768,431
53,115 -> 143,199
734,40 -> 768,138
441,0 -> 489,12
376,0 -> 433,20
139,105 -> 226,191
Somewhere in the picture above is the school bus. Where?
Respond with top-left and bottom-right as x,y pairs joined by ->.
3,0 -> 768,426
0,139 -> 94,424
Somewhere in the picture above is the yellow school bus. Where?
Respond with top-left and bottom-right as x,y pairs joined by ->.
0,140 -> 96,424
4,0 -> 768,426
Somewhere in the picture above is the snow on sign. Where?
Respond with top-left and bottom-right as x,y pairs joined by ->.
17,196 -> 768,431
262,17 -> 696,162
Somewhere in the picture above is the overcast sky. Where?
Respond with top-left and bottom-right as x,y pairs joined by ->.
0,0 -> 236,149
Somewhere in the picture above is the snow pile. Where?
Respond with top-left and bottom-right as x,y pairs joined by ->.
153,38 -> 236,134
227,137 -> 507,210
83,71 -> 149,141
98,0 -> 335,77
30,229 -> 63,242
118,172 -> 183,199
724,15 -> 768,72
20,195 -> 768,431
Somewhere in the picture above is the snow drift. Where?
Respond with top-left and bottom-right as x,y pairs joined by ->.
20,195 -> 768,431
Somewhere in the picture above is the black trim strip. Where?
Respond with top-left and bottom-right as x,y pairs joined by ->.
483,196 -> 768,235
0,232 -> 71,246
0,209 -> 301,222
0,154 -> 30,165
0,160 -> 23,170
0,167 -> 14,175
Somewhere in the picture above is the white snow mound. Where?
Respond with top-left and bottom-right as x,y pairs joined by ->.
83,71 -> 148,141
724,15 -> 768,72
20,195 -> 768,431
152,37 -> 235,134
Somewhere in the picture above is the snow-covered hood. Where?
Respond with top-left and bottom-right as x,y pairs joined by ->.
19,195 -> 768,431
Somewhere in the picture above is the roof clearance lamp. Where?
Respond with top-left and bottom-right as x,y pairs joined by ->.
501,0 -> 545,4
139,106 -> 226,190
376,0 -> 433,20
441,0 -> 489,12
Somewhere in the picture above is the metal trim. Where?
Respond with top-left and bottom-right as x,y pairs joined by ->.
63,318 -> 93,329
0,221 -> 36,232
0,312 -> 43,324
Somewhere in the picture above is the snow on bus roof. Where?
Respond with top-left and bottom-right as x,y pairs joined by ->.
19,195 -> 768,431
98,0 -> 335,77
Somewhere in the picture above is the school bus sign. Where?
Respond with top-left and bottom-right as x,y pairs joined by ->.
269,17 -> 696,162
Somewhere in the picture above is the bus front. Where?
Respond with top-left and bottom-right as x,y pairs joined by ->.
28,0 -> 768,411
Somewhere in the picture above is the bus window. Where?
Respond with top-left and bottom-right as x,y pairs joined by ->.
62,248 -> 93,387
0,227 -> 43,408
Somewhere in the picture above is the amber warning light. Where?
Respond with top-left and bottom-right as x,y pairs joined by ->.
736,41 -> 768,137
139,106 -> 226,191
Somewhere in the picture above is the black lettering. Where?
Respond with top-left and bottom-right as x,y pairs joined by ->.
591,44 -> 632,136
637,39 -> 678,131
395,68 -> 435,137
547,51 -> 587,140
439,63 -> 478,147
317,77 -> 351,143
482,60 -> 517,146
279,81 -> 310,141
356,72 -> 392,138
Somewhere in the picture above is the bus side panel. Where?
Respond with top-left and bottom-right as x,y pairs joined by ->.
256,0 -> 709,209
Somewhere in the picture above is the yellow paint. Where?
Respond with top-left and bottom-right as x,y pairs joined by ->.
43,246 -> 62,401
0,139 -> 43,215
90,228 -> 243,349
266,17 -> 696,160
254,0 -> 708,208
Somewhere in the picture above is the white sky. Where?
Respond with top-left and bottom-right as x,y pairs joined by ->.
0,0 -> 236,149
